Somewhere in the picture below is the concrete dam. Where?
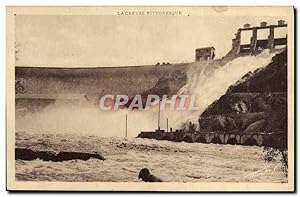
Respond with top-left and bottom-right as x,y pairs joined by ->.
15,21 -> 288,144
15,63 -> 189,112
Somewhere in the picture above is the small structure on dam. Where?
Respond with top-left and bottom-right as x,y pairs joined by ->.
195,47 -> 215,61
196,20 -> 287,58
230,20 -> 287,54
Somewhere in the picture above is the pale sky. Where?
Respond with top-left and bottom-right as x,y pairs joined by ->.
15,15 -> 287,67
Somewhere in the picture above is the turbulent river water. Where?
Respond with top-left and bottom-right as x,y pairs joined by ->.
15,131 -> 287,182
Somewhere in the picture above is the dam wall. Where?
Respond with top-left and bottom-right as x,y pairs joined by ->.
15,63 -> 188,110
15,55 -> 236,113
16,63 -> 188,96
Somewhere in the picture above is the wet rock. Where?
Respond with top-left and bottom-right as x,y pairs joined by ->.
15,148 -> 37,160
15,148 -> 105,161
243,119 -> 266,133
203,115 -> 237,131
36,150 -> 57,161
231,101 -> 248,113
53,151 -> 105,161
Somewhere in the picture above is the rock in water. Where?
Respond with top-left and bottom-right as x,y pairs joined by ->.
15,148 -> 106,161
138,168 -> 163,182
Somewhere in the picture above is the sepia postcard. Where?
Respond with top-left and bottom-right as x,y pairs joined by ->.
6,6 -> 295,192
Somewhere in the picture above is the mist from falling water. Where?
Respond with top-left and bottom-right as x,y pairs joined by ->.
16,50 -> 279,137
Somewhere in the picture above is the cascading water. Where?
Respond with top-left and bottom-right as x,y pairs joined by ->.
174,49 -> 280,128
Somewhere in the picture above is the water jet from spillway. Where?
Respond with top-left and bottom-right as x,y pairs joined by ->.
175,49 -> 280,128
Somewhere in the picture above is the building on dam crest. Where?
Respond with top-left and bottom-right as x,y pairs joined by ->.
195,47 -> 215,61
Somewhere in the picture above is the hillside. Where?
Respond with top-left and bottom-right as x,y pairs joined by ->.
199,50 -> 287,140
